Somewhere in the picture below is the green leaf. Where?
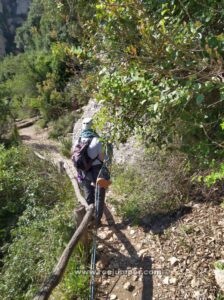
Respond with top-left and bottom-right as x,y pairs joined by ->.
153,102 -> 159,112
196,94 -> 204,105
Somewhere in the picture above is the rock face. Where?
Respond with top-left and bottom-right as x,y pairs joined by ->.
0,0 -> 31,56
16,0 -> 30,15
214,260 -> 224,291
0,29 -> 6,56
72,100 -> 143,165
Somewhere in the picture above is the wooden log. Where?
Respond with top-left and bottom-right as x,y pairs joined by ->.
62,161 -> 89,208
73,205 -> 86,226
73,205 -> 91,248
16,116 -> 40,129
33,204 -> 94,300
34,151 -> 47,161
58,160 -> 65,174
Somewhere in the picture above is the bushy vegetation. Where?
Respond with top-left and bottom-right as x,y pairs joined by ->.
0,0 -> 96,129
1,0 -> 223,171
60,137 -> 73,158
93,1 -> 224,163
109,149 -> 189,224
0,146 -> 89,300
0,0 -> 224,296
48,112 -> 81,139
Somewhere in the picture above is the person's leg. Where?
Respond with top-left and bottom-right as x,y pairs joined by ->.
95,185 -> 106,225
90,165 -> 106,225
82,178 -> 95,205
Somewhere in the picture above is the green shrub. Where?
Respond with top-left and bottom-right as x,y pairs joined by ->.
49,112 -> 80,139
60,137 -> 73,158
215,261 -> 224,271
108,149 -> 189,224
0,145 -> 89,300
36,118 -> 48,129
215,292 -> 224,300
56,245 -> 90,300
204,163 -> 224,187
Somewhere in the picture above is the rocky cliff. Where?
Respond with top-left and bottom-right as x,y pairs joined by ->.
0,0 -> 31,56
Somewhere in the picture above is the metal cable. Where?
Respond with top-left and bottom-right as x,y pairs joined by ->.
90,179 -> 101,300
90,224 -> 97,300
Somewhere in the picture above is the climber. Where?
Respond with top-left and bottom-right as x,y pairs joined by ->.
72,117 -> 110,226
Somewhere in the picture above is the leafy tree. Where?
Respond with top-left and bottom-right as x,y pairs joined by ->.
89,0 -> 224,164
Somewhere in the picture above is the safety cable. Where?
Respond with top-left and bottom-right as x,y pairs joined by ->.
90,179 -> 100,300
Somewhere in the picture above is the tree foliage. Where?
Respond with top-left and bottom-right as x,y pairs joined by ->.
0,0 -> 98,128
88,0 -> 224,164
1,0 -> 224,157
0,1 -> 224,298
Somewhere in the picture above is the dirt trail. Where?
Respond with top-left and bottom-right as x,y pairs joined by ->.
19,125 -> 62,162
19,124 -> 224,300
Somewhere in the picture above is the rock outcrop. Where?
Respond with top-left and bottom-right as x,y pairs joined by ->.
0,0 -> 31,56
0,29 -> 6,56
72,100 -> 143,165
16,0 -> 30,15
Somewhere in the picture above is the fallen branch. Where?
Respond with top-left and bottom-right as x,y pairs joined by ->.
34,151 -> 47,161
33,204 -> 94,300
16,116 -> 40,129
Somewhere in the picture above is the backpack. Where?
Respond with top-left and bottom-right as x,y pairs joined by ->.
72,137 -> 94,171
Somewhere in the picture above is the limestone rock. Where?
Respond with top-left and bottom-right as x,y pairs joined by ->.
169,257 -> 179,266
16,0 -> 30,15
0,30 -> 6,57
96,254 -> 110,269
162,277 -> 169,285
130,229 -> 136,235
0,1 -> 3,13
214,265 -> 224,291
138,248 -> 148,258
169,277 -> 177,285
0,0 -> 31,57
123,281 -> 134,291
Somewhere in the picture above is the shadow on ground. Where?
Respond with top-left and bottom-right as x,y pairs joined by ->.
97,204 -> 193,299
139,205 -> 193,234
20,134 -> 32,141
27,142 -> 59,153
98,205 -> 153,300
